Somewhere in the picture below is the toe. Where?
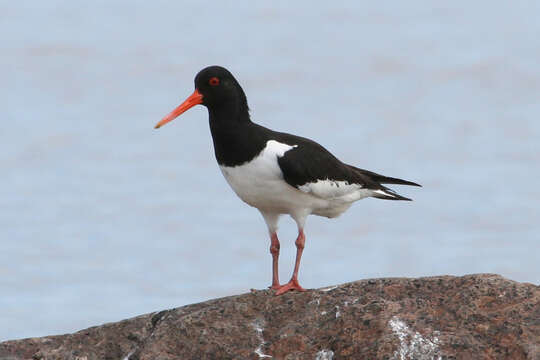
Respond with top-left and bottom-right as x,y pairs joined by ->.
274,280 -> 307,295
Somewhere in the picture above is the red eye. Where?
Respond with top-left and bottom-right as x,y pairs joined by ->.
209,77 -> 220,86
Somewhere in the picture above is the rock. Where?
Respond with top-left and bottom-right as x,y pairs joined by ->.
1,274 -> 538,360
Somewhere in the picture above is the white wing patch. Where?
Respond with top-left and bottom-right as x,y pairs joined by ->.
265,139 -> 297,157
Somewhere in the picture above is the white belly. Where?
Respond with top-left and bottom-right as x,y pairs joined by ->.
220,160 -> 327,215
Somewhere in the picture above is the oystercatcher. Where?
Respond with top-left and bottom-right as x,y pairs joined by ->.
155,66 -> 420,295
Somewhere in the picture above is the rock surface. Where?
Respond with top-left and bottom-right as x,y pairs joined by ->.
0,274 -> 538,360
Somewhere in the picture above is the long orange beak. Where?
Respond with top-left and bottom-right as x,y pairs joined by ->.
154,89 -> 204,129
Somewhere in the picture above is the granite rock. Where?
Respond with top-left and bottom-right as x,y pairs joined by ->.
1,274 -> 538,360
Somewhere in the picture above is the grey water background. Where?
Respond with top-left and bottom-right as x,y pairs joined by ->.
1,1 -> 539,340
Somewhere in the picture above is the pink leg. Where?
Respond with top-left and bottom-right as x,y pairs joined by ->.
269,232 -> 281,290
275,229 -> 307,295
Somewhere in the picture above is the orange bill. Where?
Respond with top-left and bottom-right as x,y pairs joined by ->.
155,89 -> 203,129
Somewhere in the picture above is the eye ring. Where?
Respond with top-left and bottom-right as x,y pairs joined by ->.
209,77 -> 220,86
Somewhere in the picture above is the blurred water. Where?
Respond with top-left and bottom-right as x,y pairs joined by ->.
1,1 -> 539,341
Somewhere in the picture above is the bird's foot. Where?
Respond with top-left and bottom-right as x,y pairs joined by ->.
269,283 -> 282,290
274,279 -> 306,296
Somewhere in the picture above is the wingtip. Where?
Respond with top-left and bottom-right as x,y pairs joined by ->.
401,180 -> 422,187
399,179 -> 422,187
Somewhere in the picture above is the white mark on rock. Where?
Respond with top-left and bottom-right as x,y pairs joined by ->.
315,349 -> 334,360
335,305 -> 341,319
122,350 -> 135,360
309,297 -> 321,306
389,316 -> 442,360
320,285 -> 338,292
252,319 -> 272,358
321,311 -> 327,315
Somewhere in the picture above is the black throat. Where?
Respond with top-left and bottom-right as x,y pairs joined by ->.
207,104 -> 269,167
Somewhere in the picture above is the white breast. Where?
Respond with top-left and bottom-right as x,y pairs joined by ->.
219,140 -> 327,214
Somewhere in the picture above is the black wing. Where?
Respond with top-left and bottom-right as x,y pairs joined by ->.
271,131 -> 375,187
269,129 -> 419,201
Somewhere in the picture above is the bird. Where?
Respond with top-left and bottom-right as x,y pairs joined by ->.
155,66 -> 420,295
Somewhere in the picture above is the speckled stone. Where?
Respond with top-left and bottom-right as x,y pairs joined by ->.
1,274 -> 538,360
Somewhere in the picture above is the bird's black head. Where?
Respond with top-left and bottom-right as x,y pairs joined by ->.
155,65 -> 250,129
195,66 -> 249,111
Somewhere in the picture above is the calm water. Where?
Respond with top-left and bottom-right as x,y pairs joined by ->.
1,1 -> 539,341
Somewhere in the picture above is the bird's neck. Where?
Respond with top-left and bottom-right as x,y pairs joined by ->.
208,97 -> 251,125
207,97 -> 251,147
207,109 -> 268,167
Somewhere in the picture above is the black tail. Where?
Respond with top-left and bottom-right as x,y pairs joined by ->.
347,165 -> 420,201
348,165 -> 421,187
